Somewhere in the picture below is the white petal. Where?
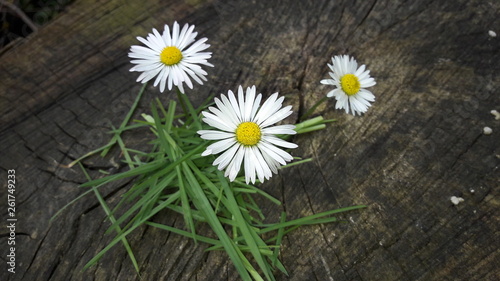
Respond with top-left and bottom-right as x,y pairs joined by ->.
260,150 -> 280,174
201,149 -> 213,156
227,90 -> 242,121
254,93 -> 284,124
357,89 -> 375,102
217,95 -> 241,127
251,146 -> 271,183
354,64 -> 366,76
320,79 -> 335,85
258,106 -> 293,128
262,141 -> 294,161
237,86 -> 246,121
253,92 -> 279,124
244,148 -> 256,184
244,86 -> 256,122
360,77 -> 376,88
206,138 -> 237,154
261,124 -> 296,135
198,130 -> 234,140
249,93 -> 262,121
258,142 -> 288,165
263,136 -> 298,149
226,146 -> 245,181
214,143 -> 239,170
201,111 -> 235,132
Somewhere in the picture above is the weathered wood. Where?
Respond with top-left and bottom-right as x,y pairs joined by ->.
1,0 -> 499,280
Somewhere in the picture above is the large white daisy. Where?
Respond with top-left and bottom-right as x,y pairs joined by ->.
128,22 -> 214,93
320,55 -> 376,116
198,86 -> 298,184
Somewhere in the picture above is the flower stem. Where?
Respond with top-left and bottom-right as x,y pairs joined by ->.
300,96 -> 328,121
176,88 -> 202,129
294,116 -> 336,134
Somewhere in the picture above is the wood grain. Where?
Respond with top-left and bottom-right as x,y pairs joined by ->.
1,0 -> 498,280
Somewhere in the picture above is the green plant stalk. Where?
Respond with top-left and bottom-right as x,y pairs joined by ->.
218,171 -> 273,281
294,115 -> 336,134
177,88 -> 202,130
145,221 -> 220,245
300,96 -> 328,121
271,212 -> 286,268
101,82 -> 148,157
78,162 -> 140,275
181,161 -> 255,281
150,101 -> 197,236
83,191 -> 181,270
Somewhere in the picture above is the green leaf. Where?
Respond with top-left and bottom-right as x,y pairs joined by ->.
83,191 -> 181,271
101,82 -> 147,157
218,171 -> 273,281
181,161 -> 254,281
177,89 -> 202,130
78,163 -> 140,275
259,205 -> 366,234
146,221 -> 220,246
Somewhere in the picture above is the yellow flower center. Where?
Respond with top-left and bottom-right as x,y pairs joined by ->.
235,122 -> 261,146
160,46 -> 183,66
340,74 -> 361,96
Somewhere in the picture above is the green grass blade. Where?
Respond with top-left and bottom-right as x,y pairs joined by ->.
181,161 -> 254,281
101,82 -> 147,157
299,97 -> 328,121
145,222 -> 220,246
65,142 -> 114,168
271,212 -> 286,267
280,158 -> 313,169
104,172 -> 177,235
83,191 -> 181,270
50,188 -> 94,221
113,125 -> 135,169
177,165 -> 196,235
80,141 -> 203,189
177,89 -> 202,130
259,205 -> 366,234
79,161 -> 163,188
218,171 -> 273,281
78,163 -> 140,275
233,180 -> 282,205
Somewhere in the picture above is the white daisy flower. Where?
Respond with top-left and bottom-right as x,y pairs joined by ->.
320,55 -> 376,115
128,21 -> 214,93
198,86 -> 298,184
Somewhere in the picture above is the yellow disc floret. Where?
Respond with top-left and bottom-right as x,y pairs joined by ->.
160,46 -> 183,66
340,74 -> 361,96
236,122 -> 261,146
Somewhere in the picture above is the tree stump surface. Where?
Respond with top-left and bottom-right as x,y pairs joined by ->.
0,0 -> 499,280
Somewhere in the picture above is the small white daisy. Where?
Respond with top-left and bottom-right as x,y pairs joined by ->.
128,21 -> 214,93
198,86 -> 298,184
320,55 -> 376,116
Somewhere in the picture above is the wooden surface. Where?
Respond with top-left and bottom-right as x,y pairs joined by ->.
1,0 -> 499,280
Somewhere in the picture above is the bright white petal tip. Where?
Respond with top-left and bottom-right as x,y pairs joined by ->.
201,149 -> 213,156
198,86 -> 297,184
128,21 -> 213,93
321,55 -> 376,116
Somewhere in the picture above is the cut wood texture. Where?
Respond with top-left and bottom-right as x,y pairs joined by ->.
1,0 -> 498,280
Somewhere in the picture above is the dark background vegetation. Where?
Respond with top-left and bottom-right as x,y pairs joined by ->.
0,0 -> 73,48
